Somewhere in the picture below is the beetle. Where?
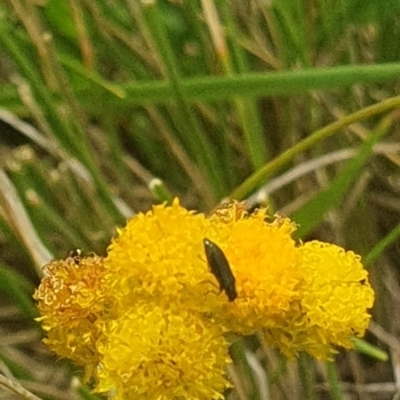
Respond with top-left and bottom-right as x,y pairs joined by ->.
203,238 -> 237,302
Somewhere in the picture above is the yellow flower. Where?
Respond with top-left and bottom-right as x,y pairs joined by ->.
297,241 -> 374,354
34,198 -> 375,395
33,254 -> 115,380
104,199 -> 220,312
262,241 -> 375,360
208,205 -> 302,335
95,302 -> 230,400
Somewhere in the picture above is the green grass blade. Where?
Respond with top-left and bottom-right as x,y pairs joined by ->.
113,63 -> 400,104
231,95 -> 400,200
57,62 -> 400,107
298,353 -> 317,400
324,362 -> 343,400
0,262 -> 37,320
352,338 -> 389,362
364,223 -> 400,266
292,116 -> 392,238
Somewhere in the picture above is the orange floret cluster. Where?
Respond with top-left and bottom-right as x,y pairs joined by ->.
33,254 -> 114,381
34,199 -> 374,399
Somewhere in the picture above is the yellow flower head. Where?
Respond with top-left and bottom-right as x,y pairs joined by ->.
297,241 -> 374,354
33,254 -> 114,379
262,241 -> 375,360
104,199 -> 216,312
95,302 -> 230,400
208,204 -> 302,335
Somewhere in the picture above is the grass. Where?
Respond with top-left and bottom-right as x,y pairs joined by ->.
1,0 -> 400,399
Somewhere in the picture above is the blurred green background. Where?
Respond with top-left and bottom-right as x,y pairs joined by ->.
1,0 -> 400,399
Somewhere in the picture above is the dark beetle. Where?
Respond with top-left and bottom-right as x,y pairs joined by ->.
203,238 -> 237,302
